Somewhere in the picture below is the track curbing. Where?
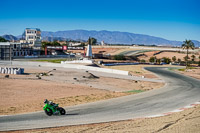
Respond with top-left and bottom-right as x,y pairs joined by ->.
146,101 -> 200,118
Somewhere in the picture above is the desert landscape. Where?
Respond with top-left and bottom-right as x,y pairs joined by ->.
1,0 -> 200,132
0,46 -> 200,133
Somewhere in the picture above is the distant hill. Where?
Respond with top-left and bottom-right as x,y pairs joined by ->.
1,30 -> 200,47
1,34 -> 18,41
191,40 -> 200,48
42,30 -> 185,46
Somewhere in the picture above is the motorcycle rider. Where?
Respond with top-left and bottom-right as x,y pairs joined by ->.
44,99 -> 59,114
44,99 -> 56,106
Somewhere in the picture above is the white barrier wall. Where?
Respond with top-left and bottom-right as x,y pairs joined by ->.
11,61 -> 129,75
61,59 -> 94,64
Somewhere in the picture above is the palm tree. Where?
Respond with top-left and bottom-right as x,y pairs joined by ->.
88,37 -> 97,45
198,55 -> 200,66
182,40 -> 195,68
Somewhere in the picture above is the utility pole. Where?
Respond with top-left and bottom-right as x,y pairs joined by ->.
10,44 -> 12,65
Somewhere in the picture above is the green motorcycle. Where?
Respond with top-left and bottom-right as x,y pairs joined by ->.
43,99 -> 66,116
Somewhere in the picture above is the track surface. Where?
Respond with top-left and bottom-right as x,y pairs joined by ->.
0,67 -> 200,131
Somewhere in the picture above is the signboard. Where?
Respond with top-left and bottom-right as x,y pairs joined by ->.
67,46 -> 85,50
46,46 -> 63,50
46,46 -> 85,50
63,46 -> 67,50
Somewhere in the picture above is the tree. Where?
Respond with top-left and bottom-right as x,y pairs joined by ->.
88,37 -> 97,45
156,58 -> 161,64
149,56 -> 156,63
198,55 -> 200,66
162,57 -> 171,64
191,55 -> 196,62
0,36 -> 8,42
184,56 -> 190,61
177,58 -> 181,63
172,56 -> 176,62
183,56 -> 190,66
41,41 -> 52,50
41,41 -> 61,50
52,41 -> 61,46
182,40 -> 195,68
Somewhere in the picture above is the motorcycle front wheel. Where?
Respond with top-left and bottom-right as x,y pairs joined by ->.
45,109 -> 53,116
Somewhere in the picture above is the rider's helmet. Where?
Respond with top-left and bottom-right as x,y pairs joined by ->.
44,99 -> 48,104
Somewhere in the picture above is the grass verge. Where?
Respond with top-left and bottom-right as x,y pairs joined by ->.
124,90 -> 145,94
32,59 -> 67,63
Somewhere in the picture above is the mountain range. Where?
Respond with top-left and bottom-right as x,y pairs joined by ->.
1,30 -> 200,47
1,34 -> 18,41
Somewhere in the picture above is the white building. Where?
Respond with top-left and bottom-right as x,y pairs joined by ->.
21,28 -> 42,48
69,42 -> 81,46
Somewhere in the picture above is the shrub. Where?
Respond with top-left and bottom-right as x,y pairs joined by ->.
178,68 -> 185,71
114,55 -> 126,60
172,56 -> 176,62
140,59 -> 146,63
161,57 -> 171,64
149,56 -> 156,63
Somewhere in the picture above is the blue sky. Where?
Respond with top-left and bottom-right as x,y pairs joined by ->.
0,0 -> 200,41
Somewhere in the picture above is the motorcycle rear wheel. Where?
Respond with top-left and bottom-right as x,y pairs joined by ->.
58,107 -> 66,115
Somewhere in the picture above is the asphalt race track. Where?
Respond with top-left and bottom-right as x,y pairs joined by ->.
0,67 -> 200,131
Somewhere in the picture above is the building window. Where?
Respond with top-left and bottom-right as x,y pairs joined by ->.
27,30 -> 31,34
29,36 -> 34,39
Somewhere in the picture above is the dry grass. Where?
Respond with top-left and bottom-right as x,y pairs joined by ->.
0,66 -> 163,115
102,64 -> 165,78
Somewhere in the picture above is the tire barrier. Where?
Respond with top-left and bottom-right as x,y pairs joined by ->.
0,67 -> 24,75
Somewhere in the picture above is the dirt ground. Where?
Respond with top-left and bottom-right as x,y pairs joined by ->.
175,67 -> 200,80
0,66 -> 163,115
139,51 -> 200,62
102,64 -> 168,78
1,64 -> 200,133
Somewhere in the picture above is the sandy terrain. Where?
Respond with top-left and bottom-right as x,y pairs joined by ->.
102,64 -> 167,78
0,66 -> 163,115
139,51 -> 200,62
175,67 -> 200,80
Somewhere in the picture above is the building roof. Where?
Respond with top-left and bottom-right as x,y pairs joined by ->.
0,42 -> 10,45
25,28 -> 41,31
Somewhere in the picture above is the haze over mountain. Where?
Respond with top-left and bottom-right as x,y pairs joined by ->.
1,30 -> 200,47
